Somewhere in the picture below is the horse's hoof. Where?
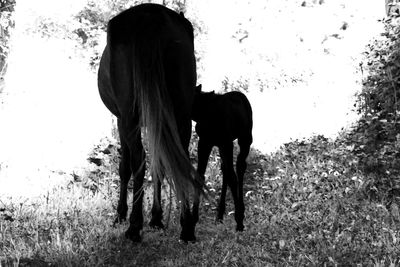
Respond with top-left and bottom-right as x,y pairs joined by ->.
179,236 -> 196,243
113,218 -> 125,227
125,231 -> 142,242
180,232 -> 196,243
178,238 -> 196,244
236,224 -> 244,232
149,220 -> 164,230
113,215 -> 126,225
125,228 -> 142,242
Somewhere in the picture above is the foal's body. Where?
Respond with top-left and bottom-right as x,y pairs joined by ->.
192,85 -> 253,231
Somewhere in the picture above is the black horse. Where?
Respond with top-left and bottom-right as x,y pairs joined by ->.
192,85 -> 253,231
97,4 -> 202,242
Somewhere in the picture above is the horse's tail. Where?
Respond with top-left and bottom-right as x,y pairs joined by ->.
108,17 -> 201,202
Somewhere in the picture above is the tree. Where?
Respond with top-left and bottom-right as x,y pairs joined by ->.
0,0 -> 15,81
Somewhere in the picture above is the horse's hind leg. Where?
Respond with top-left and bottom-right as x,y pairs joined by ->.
216,143 -> 228,223
220,142 -> 244,231
149,178 -> 164,229
115,118 -> 132,224
217,174 -> 228,223
119,120 -> 146,242
237,136 -> 251,181
178,120 -> 197,242
193,138 -> 212,225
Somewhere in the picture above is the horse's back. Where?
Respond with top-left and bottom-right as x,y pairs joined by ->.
195,91 -> 252,144
224,92 -> 252,120
224,91 -> 253,140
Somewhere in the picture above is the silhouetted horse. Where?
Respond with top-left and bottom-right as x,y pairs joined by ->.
97,4 -> 202,242
192,85 -> 253,231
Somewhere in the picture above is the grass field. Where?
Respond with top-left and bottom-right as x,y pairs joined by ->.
1,135 -> 399,266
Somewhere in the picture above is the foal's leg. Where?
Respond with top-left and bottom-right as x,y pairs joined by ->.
122,126 -> 146,242
217,143 -> 232,223
219,142 -> 244,231
193,138 -> 212,225
149,177 -> 164,229
115,119 -> 132,224
217,172 -> 228,223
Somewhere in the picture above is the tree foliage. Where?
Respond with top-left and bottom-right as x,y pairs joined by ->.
349,15 -> 400,203
73,0 -> 203,71
0,0 -> 15,82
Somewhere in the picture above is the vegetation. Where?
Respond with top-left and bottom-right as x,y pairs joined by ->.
1,135 -> 400,266
71,0 -> 205,71
0,0 -> 15,92
349,15 -> 400,208
1,0 -> 400,266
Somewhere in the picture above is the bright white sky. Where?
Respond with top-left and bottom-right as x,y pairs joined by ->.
0,0 -> 387,197
196,0 -> 385,150
0,0 -> 110,196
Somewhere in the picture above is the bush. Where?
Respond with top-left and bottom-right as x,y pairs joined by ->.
349,15 -> 400,203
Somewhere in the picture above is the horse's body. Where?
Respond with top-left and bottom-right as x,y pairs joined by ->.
192,85 -> 253,231
98,3 -> 201,242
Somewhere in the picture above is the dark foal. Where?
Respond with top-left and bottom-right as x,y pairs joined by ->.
98,4 -> 202,242
192,85 -> 253,231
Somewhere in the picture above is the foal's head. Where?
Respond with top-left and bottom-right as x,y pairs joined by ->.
192,84 -> 216,122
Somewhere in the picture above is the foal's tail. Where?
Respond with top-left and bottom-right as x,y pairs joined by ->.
108,17 -> 202,202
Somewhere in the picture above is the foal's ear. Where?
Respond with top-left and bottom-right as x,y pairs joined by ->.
196,84 -> 202,93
